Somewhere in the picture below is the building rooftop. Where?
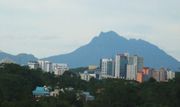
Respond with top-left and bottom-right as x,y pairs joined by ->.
32,86 -> 50,96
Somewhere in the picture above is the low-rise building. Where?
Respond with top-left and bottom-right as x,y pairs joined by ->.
88,65 -> 98,70
32,86 -> 50,97
151,68 -> 175,82
136,67 -> 152,83
136,72 -> 143,83
53,63 -> 69,76
80,71 -> 98,81
50,89 -> 60,97
28,61 -> 39,69
142,67 -> 152,81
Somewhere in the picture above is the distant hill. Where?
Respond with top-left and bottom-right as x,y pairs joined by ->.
0,51 -> 37,65
44,31 -> 180,70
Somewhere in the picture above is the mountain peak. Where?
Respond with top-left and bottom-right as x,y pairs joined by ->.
90,31 -> 128,43
99,31 -> 118,36
90,31 -> 127,45
99,31 -> 127,40
17,53 -> 33,56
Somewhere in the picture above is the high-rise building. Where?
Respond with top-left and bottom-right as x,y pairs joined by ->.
126,64 -> 136,80
167,70 -> 175,80
152,70 -> 160,81
38,60 -> 53,73
126,56 -> 137,80
38,60 -> 45,71
126,55 -> 144,80
137,56 -> 144,72
129,55 -> 144,71
46,61 -> 52,73
159,68 -> 167,82
100,58 -> 114,78
115,54 -> 128,79
53,63 -> 69,76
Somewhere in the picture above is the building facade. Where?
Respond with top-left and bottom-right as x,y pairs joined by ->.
38,60 -> 53,73
100,58 -> 114,77
126,64 -> 136,80
28,61 -> 39,69
80,71 -> 97,81
115,54 -> 128,79
53,63 -> 69,76
167,70 -> 175,80
126,55 -> 144,80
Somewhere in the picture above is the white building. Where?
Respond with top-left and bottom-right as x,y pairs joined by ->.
100,58 -> 114,78
50,89 -> 60,97
137,56 -> 144,72
80,71 -> 97,81
53,63 -> 69,76
38,60 -> 53,73
167,70 -> 175,80
128,55 -> 144,71
126,64 -> 136,80
28,61 -> 39,69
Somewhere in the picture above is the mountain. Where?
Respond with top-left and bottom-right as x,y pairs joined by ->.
44,31 -> 180,70
0,51 -> 38,65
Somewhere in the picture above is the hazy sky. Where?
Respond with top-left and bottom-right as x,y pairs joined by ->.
0,0 -> 180,60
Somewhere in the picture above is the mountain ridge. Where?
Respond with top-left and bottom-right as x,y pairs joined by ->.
0,31 -> 179,70
44,31 -> 180,70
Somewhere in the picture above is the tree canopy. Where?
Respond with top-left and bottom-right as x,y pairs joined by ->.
0,63 -> 180,107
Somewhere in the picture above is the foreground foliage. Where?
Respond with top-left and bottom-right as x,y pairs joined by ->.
0,63 -> 180,107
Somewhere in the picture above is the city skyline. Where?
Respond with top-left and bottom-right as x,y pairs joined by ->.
0,0 -> 180,61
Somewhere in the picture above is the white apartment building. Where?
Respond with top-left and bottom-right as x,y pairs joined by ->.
126,64 -> 136,80
167,70 -> 175,80
100,58 -> 114,77
28,61 -> 39,69
53,63 -> 69,76
38,60 -> 53,73
115,54 -> 128,79
80,71 -> 97,81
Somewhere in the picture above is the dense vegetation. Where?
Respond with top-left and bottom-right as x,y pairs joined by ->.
0,63 -> 180,107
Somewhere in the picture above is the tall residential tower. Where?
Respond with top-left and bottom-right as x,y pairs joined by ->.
100,58 -> 114,78
115,54 -> 128,79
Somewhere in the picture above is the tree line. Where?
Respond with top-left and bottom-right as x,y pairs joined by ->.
0,63 -> 180,107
